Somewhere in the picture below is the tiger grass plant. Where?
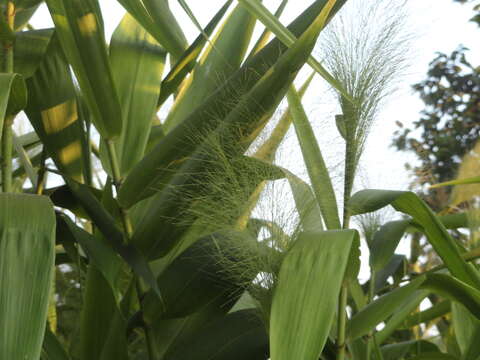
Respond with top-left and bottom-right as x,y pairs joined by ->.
2,1 -> 480,360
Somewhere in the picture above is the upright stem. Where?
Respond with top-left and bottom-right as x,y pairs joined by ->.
35,149 -> 47,195
105,140 -> 133,237
1,116 -> 12,192
1,2 -> 15,193
337,283 -> 348,360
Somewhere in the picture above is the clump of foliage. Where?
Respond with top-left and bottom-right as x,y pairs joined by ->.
1,1 -> 480,360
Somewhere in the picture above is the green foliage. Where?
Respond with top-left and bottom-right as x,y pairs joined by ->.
1,1 -> 480,360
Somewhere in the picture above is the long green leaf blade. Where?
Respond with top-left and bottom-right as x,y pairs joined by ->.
270,230 -> 356,360
45,0 -> 122,139
108,13 -> 166,175
0,194 -> 56,360
163,3 -> 257,132
287,85 -> 340,229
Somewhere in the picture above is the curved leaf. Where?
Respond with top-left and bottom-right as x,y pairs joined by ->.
348,190 -> 480,288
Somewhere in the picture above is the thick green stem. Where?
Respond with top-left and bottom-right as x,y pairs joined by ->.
337,283 -> 348,360
105,140 -> 133,237
1,2 -> 15,193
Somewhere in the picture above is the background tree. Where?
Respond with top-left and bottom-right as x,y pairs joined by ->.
392,0 -> 480,211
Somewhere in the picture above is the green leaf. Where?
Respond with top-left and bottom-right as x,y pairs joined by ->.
57,214 -> 123,303
142,231 -> 248,322
349,190 -> 480,288
287,85 -> 340,229
63,177 -> 162,300
381,340 -> 440,360
49,184 -> 102,219
14,0 -> 43,30
108,13 -> 167,175
422,273 -> 480,321
431,176 -> 480,188
374,254 -> 407,293
370,220 -> 409,271
157,0 -> 233,107
116,0 -> 187,61
41,327 -> 71,360
149,290 -> 240,359
25,34 -> 85,181
237,0 -> 352,101
270,230 -> 356,360
164,309 -> 269,360
14,29 -> 53,78
284,171 -> 324,232
0,194 -> 56,360
163,3 -> 258,132
0,73 -> 27,121
452,302 -> 480,360
119,0 -> 348,208
375,290 -> 429,344
401,300 -> 451,329
408,353 -> 459,360
129,5 -> 339,258
45,0 -> 122,139
347,277 -> 426,340
245,0 -> 288,60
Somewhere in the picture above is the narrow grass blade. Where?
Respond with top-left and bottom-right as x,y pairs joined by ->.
375,290 -> 429,344
0,73 -> 27,142
163,3 -> 257,132
401,301 -> 451,329
349,190 -> 480,288
347,277 -> 426,341
158,0 -> 233,107
0,194 -> 56,360
430,176 -> 480,189
287,85 -> 340,229
245,0 -> 288,60
270,230 -> 356,360
45,0 -> 122,139
12,131 -> 37,186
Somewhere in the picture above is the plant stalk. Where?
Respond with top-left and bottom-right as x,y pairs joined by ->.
1,2 -> 15,193
105,140 -> 133,237
337,283 -> 348,360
